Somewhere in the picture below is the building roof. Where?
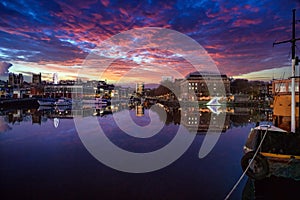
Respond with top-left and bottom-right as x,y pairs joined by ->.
186,71 -> 228,79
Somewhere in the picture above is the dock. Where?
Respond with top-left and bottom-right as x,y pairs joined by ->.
0,98 -> 39,108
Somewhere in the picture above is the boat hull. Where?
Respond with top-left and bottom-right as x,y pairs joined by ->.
38,98 -> 56,106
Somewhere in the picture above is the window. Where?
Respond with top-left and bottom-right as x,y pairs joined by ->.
275,83 -> 286,92
288,82 -> 300,92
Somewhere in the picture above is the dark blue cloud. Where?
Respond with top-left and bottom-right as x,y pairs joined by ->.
0,0 -> 300,76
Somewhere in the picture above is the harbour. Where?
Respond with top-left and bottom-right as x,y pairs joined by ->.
1,1 -> 300,199
0,102 -> 299,199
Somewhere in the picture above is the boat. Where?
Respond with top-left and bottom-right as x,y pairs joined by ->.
240,9 -> 300,181
38,105 -> 54,111
37,98 -> 56,106
206,96 -> 222,106
82,97 -> 109,105
241,125 -> 300,180
54,98 -> 72,106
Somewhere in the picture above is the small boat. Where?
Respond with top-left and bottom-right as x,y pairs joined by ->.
82,97 -> 108,105
38,105 -> 54,111
206,97 -> 222,106
241,125 -> 300,180
37,98 -> 56,106
54,98 -> 72,106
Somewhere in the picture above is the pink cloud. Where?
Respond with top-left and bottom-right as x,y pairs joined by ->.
101,0 -> 110,7
232,18 -> 262,27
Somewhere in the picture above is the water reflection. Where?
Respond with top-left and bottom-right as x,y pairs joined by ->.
0,102 -> 272,133
135,105 -> 144,117
0,102 -> 296,199
242,177 -> 300,199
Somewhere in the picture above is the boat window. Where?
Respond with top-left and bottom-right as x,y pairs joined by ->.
288,82 -> 299,92
275,83 -> 286,93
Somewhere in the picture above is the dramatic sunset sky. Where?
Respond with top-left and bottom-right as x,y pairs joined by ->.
0,0 -> 300,85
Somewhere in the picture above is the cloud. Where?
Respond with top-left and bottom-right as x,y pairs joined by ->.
0,61 -> 12,75
0,0 -> 300,82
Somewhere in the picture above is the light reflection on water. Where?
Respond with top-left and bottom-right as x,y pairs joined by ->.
1,104 -> 297,199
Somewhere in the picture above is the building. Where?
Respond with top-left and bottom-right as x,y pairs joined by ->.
8,73 -> 24,87
136,82 -> 144,96
161,76 -> 173,82
0,80 -> 8,97
53,73 -> 58,84
179,72 -> 230,101
112,86 -> 135,99
32,73 -> 42,84
43,80 -> 114,99
44,84 -> 83,98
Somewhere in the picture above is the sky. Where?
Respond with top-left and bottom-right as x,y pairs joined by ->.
0,0 -> 300,85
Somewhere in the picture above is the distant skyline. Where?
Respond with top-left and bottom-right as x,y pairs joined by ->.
1,0 -> 300,84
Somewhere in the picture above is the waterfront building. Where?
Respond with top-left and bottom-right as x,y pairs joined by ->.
32,73 -> 42,85
179,72 -> 231,101
12,88 -> 31,98
136,82 -> 144,96
8,73 -> 23,87
84,80 -> 114,98
44,84 -> 83,98
112,86 -> 135,99
161,76 -> 173,82
30,86 -> 44,97
53,73 -> 58,84
43,80 -> 114,99
0,80 -> 8,97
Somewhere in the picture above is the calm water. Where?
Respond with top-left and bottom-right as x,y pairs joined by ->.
0,104 -> 298,199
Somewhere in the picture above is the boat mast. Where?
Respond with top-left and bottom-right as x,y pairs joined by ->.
273,9 -> 300,133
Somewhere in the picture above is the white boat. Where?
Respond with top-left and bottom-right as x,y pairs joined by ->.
37,98 -> 56,106
54,98 -> 72,106
206,96 -> 226,106
82,97 -> 108,105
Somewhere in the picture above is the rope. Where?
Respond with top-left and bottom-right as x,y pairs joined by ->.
224,126 -> 269,200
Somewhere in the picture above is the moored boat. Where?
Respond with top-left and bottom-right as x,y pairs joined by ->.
241,125 -> 300,180
54,98 -> 72,106
37,98 -> 56,106
82,97 -> 109,105
240,9 -> 300,181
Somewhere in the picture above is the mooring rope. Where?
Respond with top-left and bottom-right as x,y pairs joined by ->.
224,126 -> 269,200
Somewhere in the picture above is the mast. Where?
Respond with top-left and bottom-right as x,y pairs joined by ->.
273,9 -> 300,133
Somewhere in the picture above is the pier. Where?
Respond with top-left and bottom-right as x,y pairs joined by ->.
0,97 -> 39,108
